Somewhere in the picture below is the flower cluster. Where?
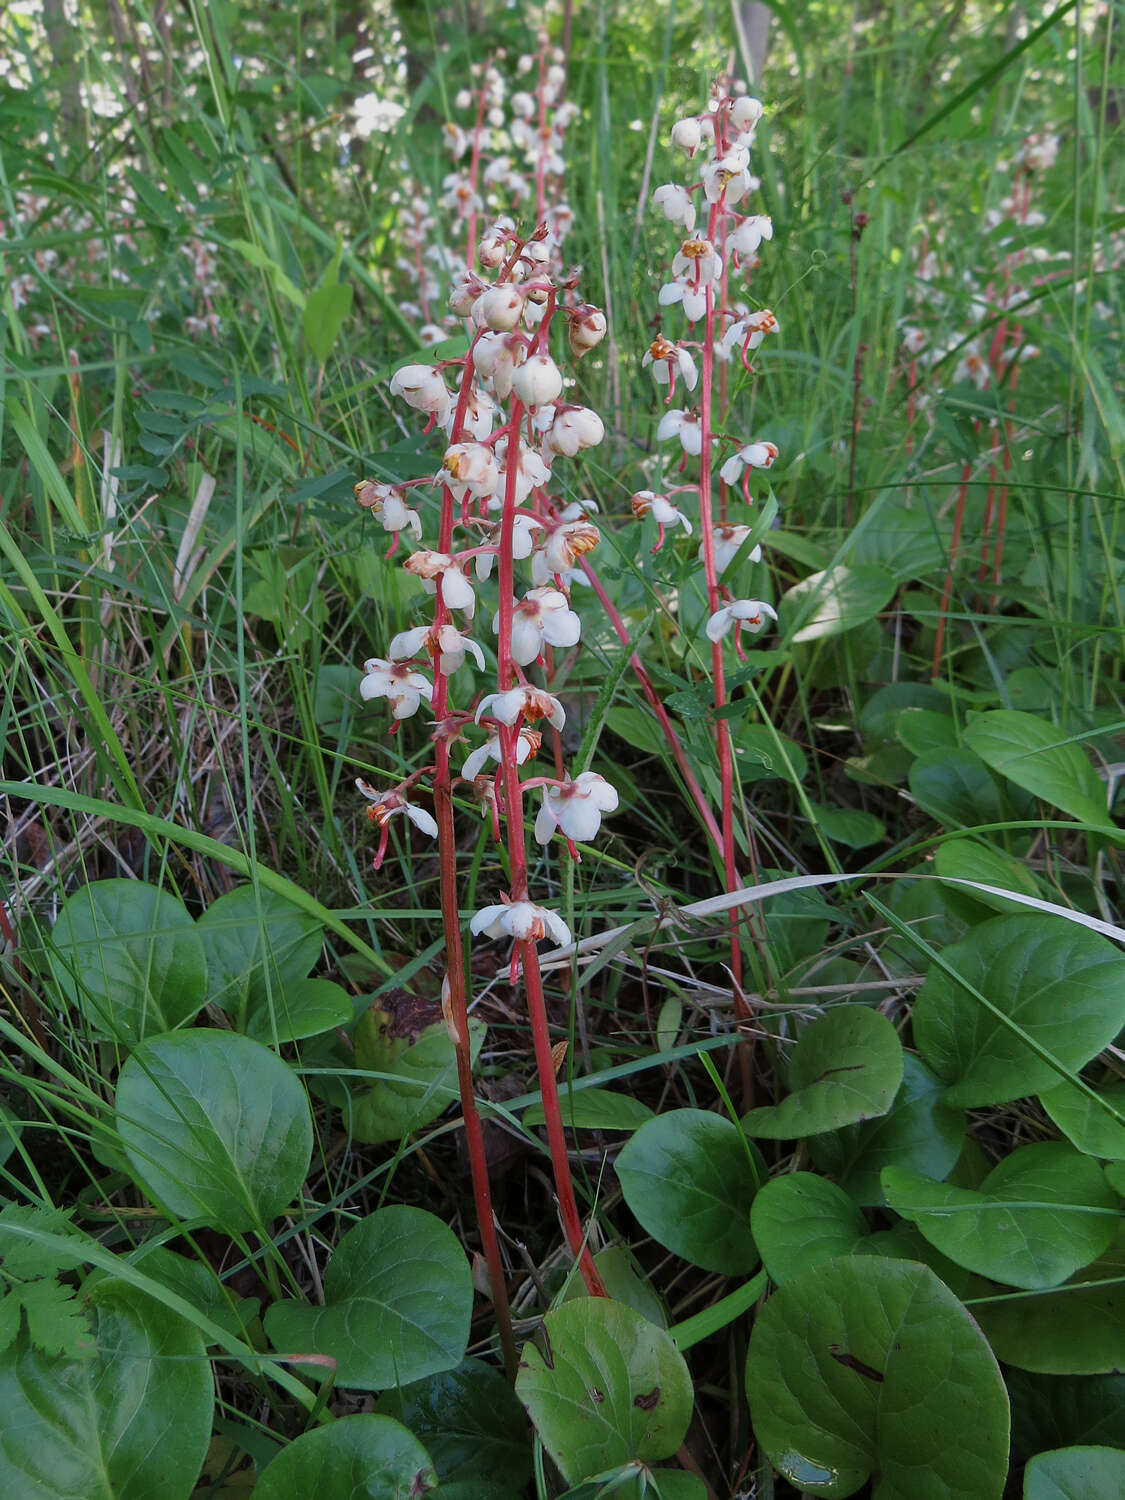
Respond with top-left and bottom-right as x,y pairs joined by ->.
356,210 -> 616,974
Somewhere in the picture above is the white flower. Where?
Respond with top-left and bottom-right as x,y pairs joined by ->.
355,779 -> 439,839
389,364 -> 453,424
670,117 -> 702,155
471,332 -> 523,401
511,352 -> 564,407
631,489 -> 692,537
541,521 -> 601,574
471,284 -> 526,332
901,326 -> 927,356
543,406 -> 605,458
642,336 -> 698,393
470,900 -> 572,948
535,772 -> 619,846
359,658 -> 433,720
494,439 -> 549,508
719,441 -> 779,486
450,384 -> 498,441
354,481 -> 423,541
653,184 -> 696,231
672,237 -> 723,286
730,96 -> 764,131
461,725 -> 540,780
954,344 -> 990,390
473,515 -> 543,580
476,685 -> 566,730
729,215 -> 773,257
703,148 -> 753,206
710,524 -> 763,574
432,623 -> 485,675
498,587 -> 582,665
567,304 -> 607,358
403,550 -> 477,615
656,408 -> 704,456
442,442 -> 501,502
659,279 -> 708,323
721,308 -> 779,361
705,599 -> 778,643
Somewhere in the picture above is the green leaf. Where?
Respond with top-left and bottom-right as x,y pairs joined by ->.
909,748 -> 1009,829
750,1173 -> 869,1285
897,709 -> 958,757
252,1414 -> 435,1500
850,506 -> 945,581
1024,1447 -> 1125,1499
48,879 -> 207,1044
963,711 -> 1112,829
733,725 -> 808,784
303,282 -> 354,364
0,1205 -> 87,1279
375,1358 -> 531,1500
352,992 -> 485,1144
1039,1078 -> 1125,1160
616,1109 -> 762,1273
115,1029 -> 313,1233
523,1088 -> 654,1132
516,1299 -> 693,1487
807,801 -> 885,848
559,1470 -> 706,1500
197,883 -> 324,1030
263,1206 -> 472,1390
782,565 -> 896,644
746,1256 -> 1009,1498
935,839 -> 1042,915
741,1007 -> 904,1139
1007,1369 -> 1125,1459
228,238 -> 306,308
809,1054 -> 965,1206
883,1142 -> 1118,1290
10,1278 -> 93,1359
0,1280 -> 212,1499
973,1225 -> 1125,1373
245,977 -> 352,1044
912,914 -> 1125,1108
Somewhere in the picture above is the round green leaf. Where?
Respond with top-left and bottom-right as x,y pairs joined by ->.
809,1054 -> 965,1205
963,710 -> 1113,829
1039,1079 -> 1125,1160
807,801 -> 885,849
974,1225 -> 1125,1373
559,1470 -> 706,1500
935,838 -> 1042,914
244,977 -> 352,1044
0,1279 -> 212,1500
750,1172 -> 869,1285
352,991 -> 485,1144
850,506 -> 946,581
909,748 -> 1009,829
196,884 -> 323,1031
1008,1369 -> 1125,1460
522,1088 -> 653,1132
912,915 -> 1125,1108
516,1299 -> 693,1486
115,1029 -> 313,1233
896,709 -> 958,757
782,565 -> 896,644
746,1256 -> 1009,1499
1024,1446 -> 1125,1500
883,1142 -> 1118,1290
48,879 -> 207,1044
253,1414 -> 435,1500
375,1358 -> 531,1500
263,1205 -> 472,1390
616,1109 -> 762,1273
741,1006 -> 904,1139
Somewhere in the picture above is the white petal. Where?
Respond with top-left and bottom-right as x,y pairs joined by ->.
405,805 -> 439,838
441,568 -> 475,611
544,910 -> 573,947
534,799 -> 557,846
470,904 -> 507,937
388,625 -> 430,660
542,608 -> 581,648
705,607 -> 733,642
462,742 -> 492,780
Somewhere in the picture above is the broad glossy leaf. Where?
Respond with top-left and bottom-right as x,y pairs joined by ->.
963,711 -> 1113,829
1023,1446 -> 1125,1500
244,976 -> 352,1044
253,1414 -> 434,1500
883,1143 -> 1117,1289
303,281 -> 354,365
750,1172 -> 869,1285
935,838 -> 1042,915
0,1280 -> 212,1499
196,885 -> 322,1031
896,709 -> 958,757
48,880 -> 207,1044
263,1205 -> 472,1390
352,991 -> 485,1144
616,1109 -> 762,1273
559,1470 -> 705,1500
1007,1369 -> 1125,1461
375,1358 -> 530,1500
850,506 -> 945,581
975,1225 -> 1125,1373
783,565 -> 896,644
1039,1079 -> 1125,1160
908,747 -> 1010,829
807,801 -> 885,849
809,1054 -> 965,1205
523,1087 -> 653,1132
562,1245 -> 669,1329
116,1029 -> 312,1233
746,1256 -> 1009,1499
912,915 -> 1125,1107
742,1007 -> 903,1139
516,1299 -> 693,1486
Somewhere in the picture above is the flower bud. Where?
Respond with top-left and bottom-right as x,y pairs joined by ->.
731,96 -> 764,130
670,117 -> 702,154
472,284 -> 526,331
567,304 -> 607,358
511,353 -> 563,407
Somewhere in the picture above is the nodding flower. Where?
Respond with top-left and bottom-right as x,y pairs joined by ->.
534,772 -> 619,850
355,778 -> 438,868
719,440 -> 779,495
642,335 -> 699,397
497,587 -> 582,666
359,658 -> 434,721
652,183 -> 697,232
476,685 -> 566,731
403,549 -> 478,616
470,899 -> 573,982
461,725 -> 542,781
631,491 -> 692,552
705,598 -> 779,646
656,407 -> 705,457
